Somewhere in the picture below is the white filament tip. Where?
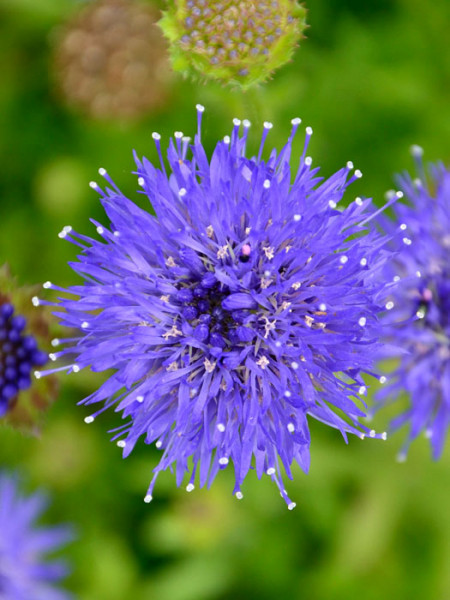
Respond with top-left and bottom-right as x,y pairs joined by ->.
410,144 -> 424,157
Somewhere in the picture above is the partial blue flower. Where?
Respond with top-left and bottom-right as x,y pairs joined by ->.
375,147 -> 450,461
40,107 -> 393,507
0,473 -> 73,600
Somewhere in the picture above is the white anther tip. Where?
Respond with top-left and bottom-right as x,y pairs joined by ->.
410,144 -> 424,157
288,502 -> 296,511
84,416 -> 94,424
98,168 -> 106,176
138,177 -> 145,187
291,117 -> 301,125
174,131 -> 183,138
354,169 -> 363,178
34,371 -> 41,379
232,117 -> 241,126
136,395 -> 144,403
305,126 -> 313,135
31,296 -> 40,306
117,440 -> 126,448
379,376 -> 387,384
89,181 -> 98,189
293,214 -> 302,221
43,281 -> 52,289
235,491 -> 244,500
242,119 -> 251,128
266,467 -> 276,476
152,132 -> 161,140
381,432 -> 388,441
81,321 -> 89,329
369,430 -> 376,438
49,353 -> 57,362
305,156 -> 313,166
219,457 -> 229,465
287,423 -> 295,433
196,104 -> 205,112
96,226 -> 104,235
51,338 -> 59,347
346,161 -> 354,169
217,423 -> 226,432
144,494 -> 153,503
263,179 -> 271,189
186,483 -> 195,492
263,121 -> 273,129
72,364 -> 80,373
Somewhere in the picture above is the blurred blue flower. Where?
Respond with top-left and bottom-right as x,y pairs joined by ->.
0,473 -> 73,600
376,148 -> 450,461
42,107 -> 393,506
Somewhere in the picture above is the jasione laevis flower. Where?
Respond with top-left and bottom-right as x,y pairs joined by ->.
37,107 -> 395,507
0,472 -> 73,600
375,147 -> 450,461
0,265 -> 57,430
159,0 -> 307,88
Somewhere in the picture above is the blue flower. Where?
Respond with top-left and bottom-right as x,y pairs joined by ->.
0,294 -> 49,418
376,147 -> 450,461
0,473 -> 73,600
41,107 -> 393,507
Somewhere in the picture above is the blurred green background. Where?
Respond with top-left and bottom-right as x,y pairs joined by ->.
1,0 -> 450,598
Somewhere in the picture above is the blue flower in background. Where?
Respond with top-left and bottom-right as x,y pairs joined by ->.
0,473 -> 72,600
376,148 -> 450,461
0,301 -> 48,418
40,107 -> 394,507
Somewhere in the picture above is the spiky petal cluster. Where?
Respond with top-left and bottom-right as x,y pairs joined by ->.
45,108 -> 392,506
0,472 -> 72,600
159,0 -> 307,88
376,148 -> 450,460
0,265 -> 57,431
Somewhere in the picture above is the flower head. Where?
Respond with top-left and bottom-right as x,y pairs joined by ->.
0,472 -> 73,600
159,0 -> 307,88
47,108 -> 392,506
376,148 -> 450,460
53,0 -> 172,120
0,265 -> 57,430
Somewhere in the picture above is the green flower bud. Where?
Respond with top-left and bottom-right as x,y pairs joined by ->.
159,0 -> 307,88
